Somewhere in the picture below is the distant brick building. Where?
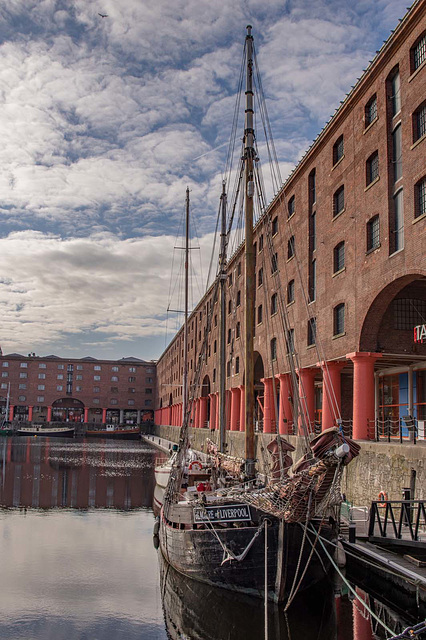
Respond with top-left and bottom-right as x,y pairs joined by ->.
155,1 -> 426,440
0,352 -> 156,425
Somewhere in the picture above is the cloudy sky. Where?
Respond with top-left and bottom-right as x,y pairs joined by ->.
0,0 -> 410,361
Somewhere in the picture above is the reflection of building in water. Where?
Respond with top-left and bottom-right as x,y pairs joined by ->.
0,438 -> 155,509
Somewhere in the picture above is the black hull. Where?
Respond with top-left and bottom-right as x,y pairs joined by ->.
159,547 -> 336,640
159,508 -> 336,602
85,430 -> 140,440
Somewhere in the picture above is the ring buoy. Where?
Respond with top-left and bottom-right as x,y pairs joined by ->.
189,460 -> 203,472
378,491 -> 388,507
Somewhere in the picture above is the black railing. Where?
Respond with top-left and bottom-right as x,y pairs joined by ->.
368,500 -> 426,545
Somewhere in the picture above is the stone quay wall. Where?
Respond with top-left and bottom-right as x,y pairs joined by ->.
145,424 -> 426,505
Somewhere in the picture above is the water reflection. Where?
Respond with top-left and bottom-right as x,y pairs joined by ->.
0,436 -> 162,510
159,550 -> 337,639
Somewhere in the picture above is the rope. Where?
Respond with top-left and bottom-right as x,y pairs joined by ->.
306,523 -> 395,636
388,621 -> 426,639
264,519 -> 268,640
196,499 -> 266,565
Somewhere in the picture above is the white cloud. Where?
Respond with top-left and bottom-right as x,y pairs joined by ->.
0,230 -> 214,356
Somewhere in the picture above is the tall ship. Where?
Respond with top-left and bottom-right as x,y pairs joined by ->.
158,26 -> 360,603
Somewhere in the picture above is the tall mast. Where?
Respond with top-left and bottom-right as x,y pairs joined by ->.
244,25 -> 256,477
182,187 -> 190,420
219,181 -> 227,453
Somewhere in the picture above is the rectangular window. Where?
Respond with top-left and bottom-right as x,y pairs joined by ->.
367,216 -> 380,251
1,362 -> 8,368
37,385 -> 45,391
128,388 -> 136,393
129,367 -> 136,372
19,383 -> 26,389
39,363 -> 46,369
287,279 -> 295,304
272,216 -> 278,235
37,396 -> 44,403
258,234 -> 264,252
111,387 -> 118,393
288,195 -> 295,218
76,386 -> 82,392
1,372 -> 8,378
413,103 -> 426,142
309,169 -> 316,207
258,267 -> 263,286
93,398 -> 100,404
392,124 -> 402,183
333,242 -> 345,273
19,372 -> 27,379
270,337 -> 277,361
366,151 -> 379,185
271,293 -> 277,315
67,364 -> 73,372
110,399 -> 118,405
415,177 -> 426,218
309,259 -> 316,302
57,374 -> 63,380
112,366 -> 119,372
310,211 -> 316,251
58,364 -> 64,370
392,189 -> 404,253
129,376 -> 136,382
235,357 -> 240,374
76,365 -> 83,370
287,236 -> 295,260
38,373 -> 45,379
145,399 -> 152,406
285,329 -> 294,354
0,383 -> 7,389
271,253 -> 278,273
257,305 -> 263,324
365,94 -> 377,126
20,362 -> 27,368
333,135 -> 344,165
333,185 -> 345,216
93,386 -> 100,393
334,303 -> 345,336
111,376 -> 118,382
412,33 -> 426,72
57,385 -> 63,391
94,365 -> 101,371
76,374 -> 82,380
391,70 -> 401,117
94,375 -> 101,381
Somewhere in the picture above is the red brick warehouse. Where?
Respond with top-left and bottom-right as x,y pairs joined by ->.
0,352 -> 156,426
155,1 -> 426,440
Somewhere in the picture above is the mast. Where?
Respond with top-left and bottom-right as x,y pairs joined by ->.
182,187 -> 190,421
244,25 -> 256,477
219,181 -> 227,453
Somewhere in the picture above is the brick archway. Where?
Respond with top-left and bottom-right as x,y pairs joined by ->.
359,274 -> 426,352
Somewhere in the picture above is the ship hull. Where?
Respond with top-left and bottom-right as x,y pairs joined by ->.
159,506 -> 336,602
85,428 -> 140,440
17,426 -> 75,437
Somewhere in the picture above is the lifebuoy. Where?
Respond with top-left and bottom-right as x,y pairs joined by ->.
378,491 -> 388,507
189,460 -> 203,472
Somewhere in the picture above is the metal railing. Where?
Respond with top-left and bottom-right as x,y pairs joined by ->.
368,499 -> 426,545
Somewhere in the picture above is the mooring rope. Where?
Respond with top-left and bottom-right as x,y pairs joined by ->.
264,519 -> 268,640
305,524 -> 395,636
388,621 -> 426,639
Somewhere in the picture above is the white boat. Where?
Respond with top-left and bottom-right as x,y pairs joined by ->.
17,424 -> 75,437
